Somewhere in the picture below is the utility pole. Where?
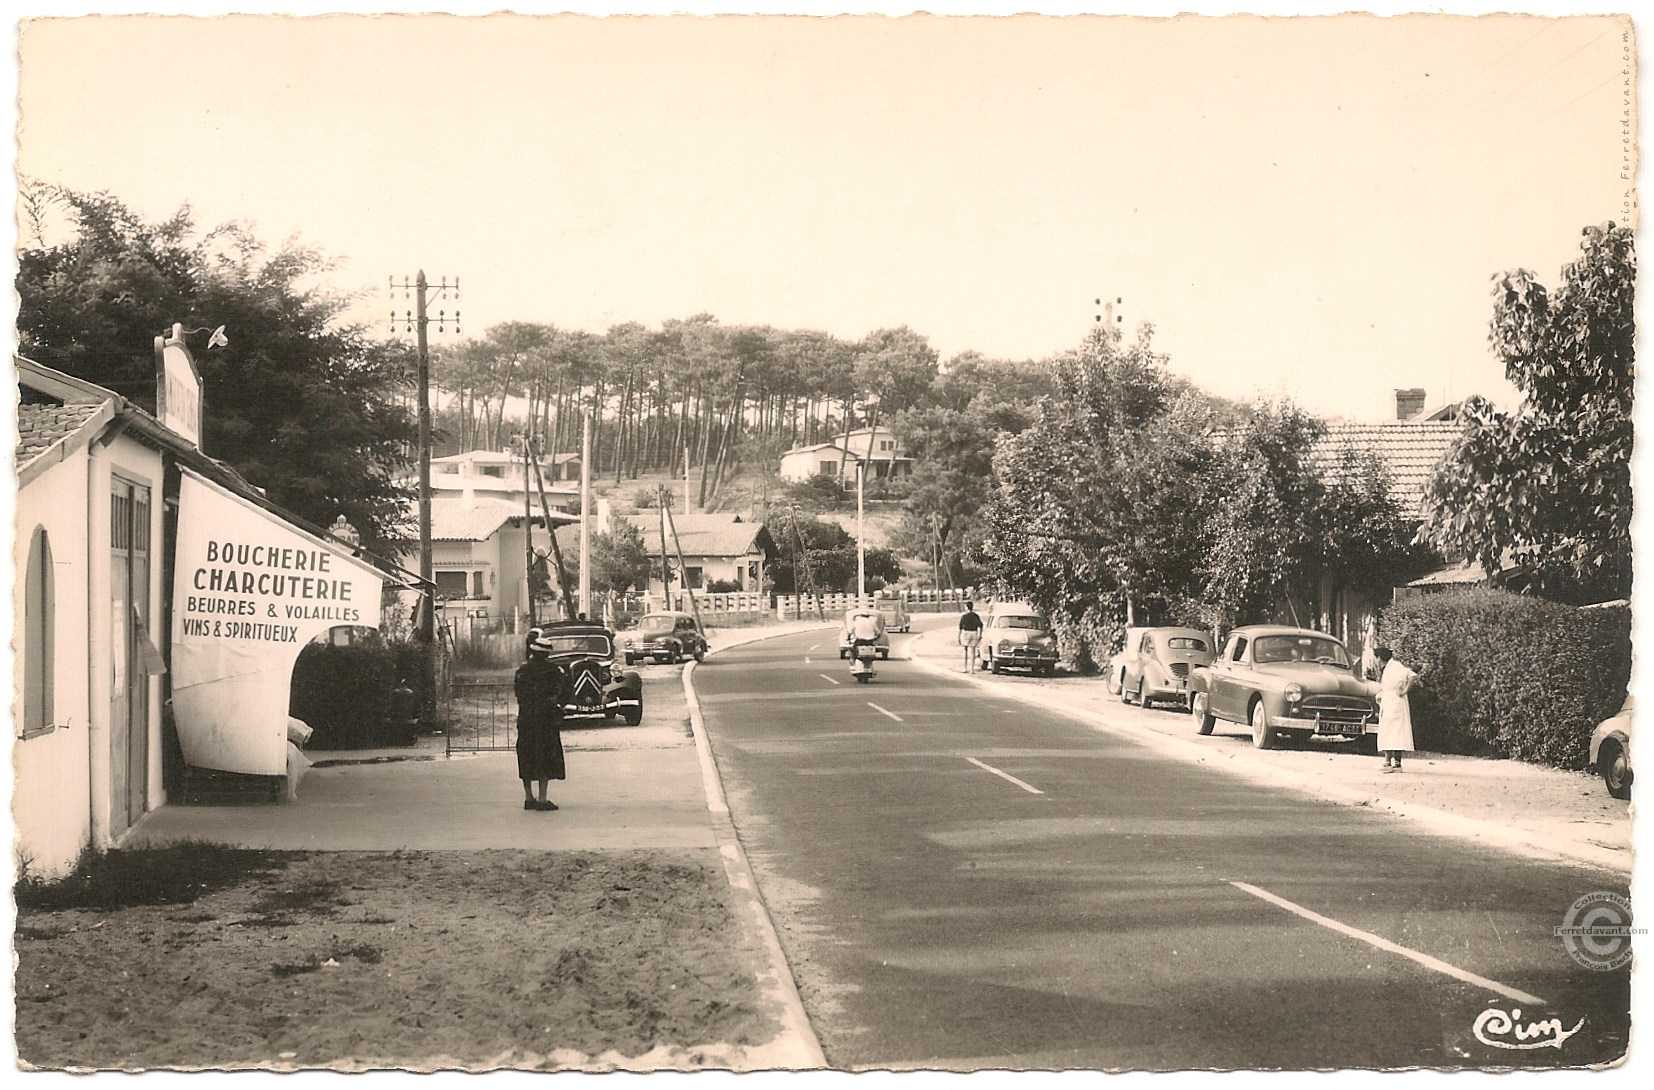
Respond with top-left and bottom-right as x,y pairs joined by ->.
657,487 -> 674,609
663,500 -> 704,633
391,271 -> 458,719
579,402 -> 592,618
521,433 -> 537,626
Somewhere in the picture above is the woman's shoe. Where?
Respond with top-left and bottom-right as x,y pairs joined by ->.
536,800 -> 559,811
524,799 -> 537,810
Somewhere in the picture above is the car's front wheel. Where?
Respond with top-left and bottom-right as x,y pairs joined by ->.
623,704 -> 643,726
1599,739 -> 1632,800
1192,692 -> 1216,735
694,646 -> 706,663
1250,700 -> 1277,750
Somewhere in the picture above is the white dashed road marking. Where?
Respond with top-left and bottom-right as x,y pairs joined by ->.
1229,881 -> 1545,1006
867,703 -> 903,722
966,757 -> 1044,795
819,674 -> 841,686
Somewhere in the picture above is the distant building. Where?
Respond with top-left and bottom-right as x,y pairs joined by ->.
430,497 -> 578,632
403,448 -> 582,514
561,512 -> 778,597
778,426 -> 912,484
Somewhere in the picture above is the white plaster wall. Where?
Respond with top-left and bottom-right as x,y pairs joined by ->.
11,449 -> 94,878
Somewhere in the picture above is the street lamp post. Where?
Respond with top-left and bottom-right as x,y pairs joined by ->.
855,392 -> 881,606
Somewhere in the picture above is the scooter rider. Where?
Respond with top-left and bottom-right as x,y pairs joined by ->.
846,603 -> 886,673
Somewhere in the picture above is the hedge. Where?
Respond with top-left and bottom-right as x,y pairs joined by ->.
289,641 -> 419,749
1376,588 -> 1630,769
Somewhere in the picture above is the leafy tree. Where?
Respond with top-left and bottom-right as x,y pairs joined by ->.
981,323 -> 1211,662
15,186 -> 416,553
764,508 -> 901,594
1420,222 -> 1634,601
852,326 -> 940,414
588,512 -> 653,596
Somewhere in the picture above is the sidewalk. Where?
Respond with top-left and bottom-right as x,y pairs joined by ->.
125,617 -> 832,1070
903,627 -> 1632,876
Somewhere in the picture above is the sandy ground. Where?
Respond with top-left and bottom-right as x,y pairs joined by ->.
14,849 -> 778,1072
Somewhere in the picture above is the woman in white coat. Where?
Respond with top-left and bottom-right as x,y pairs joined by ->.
1373,646 -> 1417,773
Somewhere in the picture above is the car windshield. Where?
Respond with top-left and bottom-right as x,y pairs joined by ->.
996,615 -> 1048,630
639,616 -> 676,635
545,635 -> 613,657
1164,637 -> 1208,652
1252,635 -> 1349,666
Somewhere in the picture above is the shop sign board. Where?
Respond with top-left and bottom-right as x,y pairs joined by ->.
170,469 -> 383,774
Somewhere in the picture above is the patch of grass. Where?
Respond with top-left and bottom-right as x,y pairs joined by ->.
14,842 -> 300,912
250,878 -> 346,918
270,957 -> 323,978
337,943 -> 383,964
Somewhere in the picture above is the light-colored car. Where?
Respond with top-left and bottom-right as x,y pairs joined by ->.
838,609 -> 891,660
1188,625 -> 1376,750
1113,626 -> 1215,709
874,595 -> 911,633
1590,694 -> 1632,800
983,601 -> 1059,676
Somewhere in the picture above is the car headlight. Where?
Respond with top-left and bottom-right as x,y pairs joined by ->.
999,639 -> 1013,652
623,638 -> 633,648
1284,683 -> 1303,704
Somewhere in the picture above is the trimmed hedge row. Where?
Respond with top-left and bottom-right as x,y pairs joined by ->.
1377,588 -> 1630,769
289,641 -> 422,749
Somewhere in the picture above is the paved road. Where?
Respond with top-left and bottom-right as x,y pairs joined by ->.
693,620 -> 1630,1070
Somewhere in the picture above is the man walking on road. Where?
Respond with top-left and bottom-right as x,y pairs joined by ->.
957,601 -> 984,671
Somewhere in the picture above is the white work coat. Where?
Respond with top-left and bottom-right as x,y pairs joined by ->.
1376,658 -> 1417,752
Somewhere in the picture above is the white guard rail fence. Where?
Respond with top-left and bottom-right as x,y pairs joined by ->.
774,587 -> 979,621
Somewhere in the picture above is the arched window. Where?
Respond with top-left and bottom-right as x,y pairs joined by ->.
22,526 -> 56,739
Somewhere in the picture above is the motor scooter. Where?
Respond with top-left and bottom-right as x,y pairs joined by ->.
849,639 -> 878,683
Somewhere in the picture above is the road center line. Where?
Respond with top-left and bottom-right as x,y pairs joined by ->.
867,702 -> 903,722
809,643 -> 820,651
818,674 -> 841,686
965,757 -> 1044,795
1229,881 -> 1545,1006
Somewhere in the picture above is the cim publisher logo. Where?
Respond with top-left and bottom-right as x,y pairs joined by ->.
1555,891 -> 1638,971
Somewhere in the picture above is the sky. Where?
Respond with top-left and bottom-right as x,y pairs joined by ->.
10,5 -> 1635,422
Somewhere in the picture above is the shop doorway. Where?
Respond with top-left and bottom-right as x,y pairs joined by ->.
110,477 -> 151,836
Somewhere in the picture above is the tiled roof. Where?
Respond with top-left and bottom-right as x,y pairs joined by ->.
431,498 -> 532,542
553,513 -> 775,559
14,401 -> 109,468
1308,421 -> 1462,515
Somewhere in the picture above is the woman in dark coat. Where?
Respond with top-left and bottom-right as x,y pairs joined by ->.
515,629 -> 567,811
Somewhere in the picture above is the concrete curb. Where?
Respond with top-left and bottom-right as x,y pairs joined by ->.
682,653 -> 827,1070
903,632 -> 1631,877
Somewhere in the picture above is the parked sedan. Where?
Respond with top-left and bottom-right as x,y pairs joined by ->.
1114,626 -> 1214,709
982,602 -> 1059,676
621,611 -> 708,665
1590,694 -> 1632,800
1188,625 -> 1376,749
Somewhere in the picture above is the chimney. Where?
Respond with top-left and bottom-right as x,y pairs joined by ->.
1394,388 -> 1426,421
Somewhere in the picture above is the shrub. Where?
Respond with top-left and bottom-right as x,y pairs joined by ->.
289,642 -> 402,748
1377,588 -> 1630,768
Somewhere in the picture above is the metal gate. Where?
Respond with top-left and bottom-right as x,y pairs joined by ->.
444,678 -> 518,753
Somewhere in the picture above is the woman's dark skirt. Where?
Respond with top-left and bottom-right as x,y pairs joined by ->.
516,716 -> 566,781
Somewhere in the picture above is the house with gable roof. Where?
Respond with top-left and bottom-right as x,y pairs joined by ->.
1286,389 -> 1468,657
